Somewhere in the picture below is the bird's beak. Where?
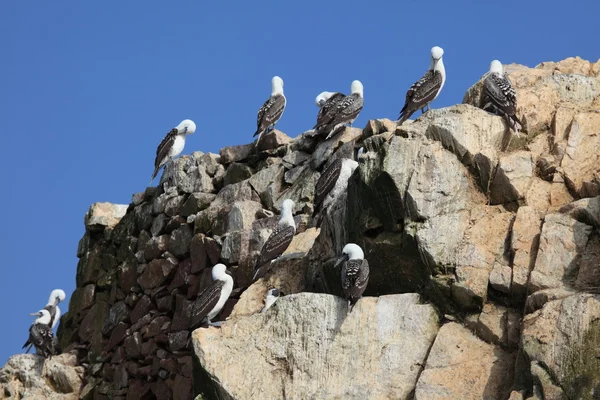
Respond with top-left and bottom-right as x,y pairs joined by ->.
225,269 -> 233,277
334,254 -> 349,269
29,312 -> 41,317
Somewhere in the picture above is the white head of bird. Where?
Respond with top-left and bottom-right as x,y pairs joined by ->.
271,76 -> 284,96
342,243 -> 364,260
176,119 -> 196,135
490,60 -> 503,75
315,91 -> 336,107
279,199 -> 296,227
350,80 -> 364,97
30,309 -> 52,325
211,263 -> 231,281
47,289 -> 66,306
429,46 -> 444,70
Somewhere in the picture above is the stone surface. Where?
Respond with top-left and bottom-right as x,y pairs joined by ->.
219,143 -> 254,164
414,323 -> 515,400
194,293 -> 439,400
0,353 -> 84,399
85,202 -> 128,232
256,129 -> 292,152
522,294 -> 600,399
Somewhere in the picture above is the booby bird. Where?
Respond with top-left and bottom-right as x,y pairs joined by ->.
252,199 -> 297,281
189,263 -> 234,328
22,309 -> 55,358
397,46 -> 446,125
261,288 -> 282,313
254,76 -> 286,146
315,91 -> 346,126
44,289 -> 66,330
314,80 -> 364,139
482,60 -> 523,132
312,157 -> 359,225
150,119 -> 197,183
335,243 -> 370,313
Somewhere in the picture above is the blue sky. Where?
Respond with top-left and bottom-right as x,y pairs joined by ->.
0,1 -> 597,364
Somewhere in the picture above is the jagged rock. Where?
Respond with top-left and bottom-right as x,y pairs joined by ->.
138,258 -> 178,290
189,234 -> 220,273
311,127 -> 362,170
363,118 -> 397,137
168,225 -> 193,259
85,202 -> 128,232
194,293 -> 439,400
0,353 -> 84,399
144,234 -> 170,261
414,322 -> 515,400
522,294 -> 600,399
490,151 -> 534,206
489,263 -> 512,294
529,213 -> 592,292
223,162 -> 253,186
219,143 -> 254,164
466,303 -> 519,347
248,163 -> 286,208
524,287 -> 576,314
282,150 -> 310,169
275,163 -> 318,214
195,152 -> 221,177
227,201 -> 263,232
180,193 -> 215,218
511,206 -> 543,298
160,156 -> 215,195
102,301 -> 130,335
256,129 -> 292,152
560,196 -> 600,228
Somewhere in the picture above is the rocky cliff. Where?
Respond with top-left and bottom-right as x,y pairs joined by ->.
1,56 -> 600,400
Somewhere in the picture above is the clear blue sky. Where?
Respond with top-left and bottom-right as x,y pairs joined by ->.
0,1 -> 597,364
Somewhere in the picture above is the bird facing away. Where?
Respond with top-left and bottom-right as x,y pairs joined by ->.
397,46 -> 446,125
314,80 -> 364,139
252,199 -> 297,281
150,119 -> 197,183
313,157 -> 359,225
189,264 -> 234,328
23,309 -> 56,358
254,76 -> 286,146
482,60 -> 523,133
336,243 -> 370,313
261,288 -> 282,313
314,91 -> 346,131
45,289 -> 66,330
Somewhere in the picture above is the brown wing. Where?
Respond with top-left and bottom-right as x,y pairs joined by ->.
253,225 -> 295,280
398,70 -> 443,123
151,128 -> 178,180
315,93 -> 363,135
313,158 -> 343,215
314,92 -> 345,129
189,280 -> 225,329
254,94 -> 286,136
29,324 -> 55,358
341,259 -> 370,305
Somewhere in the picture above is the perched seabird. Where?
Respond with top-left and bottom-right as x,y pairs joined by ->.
150,119 -> 197,183
44,289 -> 66,330
482,60 -> 523,133
252,199 -> 297,281
397,46 -> 446,125
312,157 -> 359,225
189,264 -> 234,328
356,146 -> 365,160
261,288 -> 282,313
314,80 -> 364,139
335,243 -> 370,313
254,76 -> 286,146
22,309 -> 55,358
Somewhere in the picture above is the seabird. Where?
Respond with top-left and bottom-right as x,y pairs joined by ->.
312,157 -> 359,225
189,263 -> 234,328
254,76 -> 286,146
397,46 -> 446,125
315,91 -> 346,128
261,288 -> 282,313
482,60 -> 523,133
150,119 -> 197,183
335,243 -> 370,313
252,199 -> 297,281
314,80 -> 364,139
44,289 -> 66,330
22,309 -> 55,358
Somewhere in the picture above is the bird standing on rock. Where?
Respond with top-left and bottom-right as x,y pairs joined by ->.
397,46 -> 446,125
482,59 -> 523,134
314,80 -> 364,139
254,76 -> 286,147
335,243 -> 370,314
23,309 -> 56,358
150,119 -> 196,183
189,263 -> 234,328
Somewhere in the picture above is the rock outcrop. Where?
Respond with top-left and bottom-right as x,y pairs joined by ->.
2,57 -> 600,400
